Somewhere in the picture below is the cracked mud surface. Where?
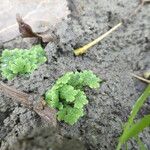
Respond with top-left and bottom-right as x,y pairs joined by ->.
0,0 -> 150,150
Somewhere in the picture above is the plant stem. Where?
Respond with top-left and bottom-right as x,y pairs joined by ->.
0,82 -> 57,126
131,73 -> 150,84
74,22 -> 122,56
74,0 -> 148,56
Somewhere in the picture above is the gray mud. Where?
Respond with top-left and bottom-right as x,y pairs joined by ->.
0,0 -> 150,150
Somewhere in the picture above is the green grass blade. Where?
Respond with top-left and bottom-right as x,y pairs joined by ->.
125,142 -> 128,150
117,84 -> 150,150
122,115 -> 150,143
136,136 -> 147,150
125,84 -> 150,129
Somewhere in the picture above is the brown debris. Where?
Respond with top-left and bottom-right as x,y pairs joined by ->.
142,0 -> 150,3
0,82 -> 57,126
16,14 -> 40,38
16,14 -> 55,47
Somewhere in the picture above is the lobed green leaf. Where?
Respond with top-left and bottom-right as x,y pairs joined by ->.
0,45 -> 47,80
80,70 -> 101,88
60,85 -> 78,102
56,72 -> 73,85
45,89 -> 59,108
62,107 -> 84,125
45,70 -> 102,125
74,90 -> 88,109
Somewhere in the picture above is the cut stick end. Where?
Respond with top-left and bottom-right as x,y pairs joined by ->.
74,46 -> 87,56
74,22 -> 122,56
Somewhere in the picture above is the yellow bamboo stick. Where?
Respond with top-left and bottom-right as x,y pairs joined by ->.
74,22 -> 122,56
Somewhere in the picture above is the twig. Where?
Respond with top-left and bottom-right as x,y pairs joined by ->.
74,0 -> 149,56
74,22 -> 122,56
0,82 -> 57,126
131,73 -> 150,84
0,82 -> 32,105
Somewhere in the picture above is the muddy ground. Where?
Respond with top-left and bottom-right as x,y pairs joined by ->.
0,0 -> 150,150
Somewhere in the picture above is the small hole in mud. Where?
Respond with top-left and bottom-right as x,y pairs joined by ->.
65,136 -> 72,140
76,68 -> 81,72
16,117 -> 20,124
107,11 -> 112,22
104,145 -> 107,149
44,135 -> 49,139
18,103 -> 22,107
52,56 -> 57,62
57,47 -> 64,56
45,60 -> 49,64
81,54 -> 86,60
145,37 -> 149,43
43,77 -> 49,80
101,79 -> 107,83
2,79 -> 7,83
15,130 -> 18,137
27,90 -> 34,94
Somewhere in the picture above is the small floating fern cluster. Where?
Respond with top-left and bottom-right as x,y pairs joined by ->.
0,45 -> 102,125
0,45 -> 47,80
45,70 -> 102,125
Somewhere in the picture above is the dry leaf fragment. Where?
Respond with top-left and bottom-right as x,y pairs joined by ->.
16,14 -> 57,47
16,14 -> 40,38
142,0 -> 150,3
0,0 -> 70,43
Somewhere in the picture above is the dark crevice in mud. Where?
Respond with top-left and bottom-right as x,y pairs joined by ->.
0,108 -> 13,126
43,76 -> 49,80
56,47 -> 65,56
67,0 -> 82,19
107,11 -> 112,23
64,136 -> 72,140
52,56 -> 58,62
14,130 -> 19,137
15,117 -> 20,125
75,67 -> 81,72
25,90 -> 35,94
0,126 -> 13,142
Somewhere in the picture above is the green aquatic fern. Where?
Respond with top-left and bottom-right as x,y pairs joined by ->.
45,70 -> 102,125
0,45 -> 47,80
74,90 -> 88,109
